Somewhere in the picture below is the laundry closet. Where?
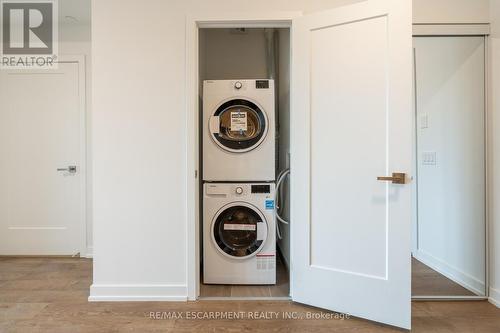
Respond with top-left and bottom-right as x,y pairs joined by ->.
177,3 -> 414,328
197,27 -> 291,298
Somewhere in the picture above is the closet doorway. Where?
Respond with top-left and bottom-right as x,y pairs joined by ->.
412,32 -> 488,299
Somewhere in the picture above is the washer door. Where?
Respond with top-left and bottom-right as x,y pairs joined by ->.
209,99 -> 268,153
211,203 -> 268,259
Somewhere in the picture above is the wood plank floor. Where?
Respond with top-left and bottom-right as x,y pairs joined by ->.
200,253 -> 289,298
411,257 -> 477,296
1,258 -> 499,332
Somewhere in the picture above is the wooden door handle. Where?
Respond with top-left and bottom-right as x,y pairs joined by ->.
377,173 -> 407,184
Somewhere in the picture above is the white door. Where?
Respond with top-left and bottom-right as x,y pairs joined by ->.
291,0 -> 412,329
0,62 -> 85,255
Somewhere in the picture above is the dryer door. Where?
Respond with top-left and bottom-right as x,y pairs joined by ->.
210,99 -> 268,153
211,203 -> 268,259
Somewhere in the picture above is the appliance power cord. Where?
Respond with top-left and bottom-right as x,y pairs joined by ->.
275,168 -> 290,240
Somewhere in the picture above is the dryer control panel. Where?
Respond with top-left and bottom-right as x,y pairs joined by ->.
256,80 -> 270,89
251,184 -> 270,194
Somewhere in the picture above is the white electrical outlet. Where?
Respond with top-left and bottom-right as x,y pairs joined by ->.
420,114 -> 428,129
422,152 -> 437,165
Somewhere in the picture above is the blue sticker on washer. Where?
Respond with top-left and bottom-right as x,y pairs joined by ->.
265,200 -> 275,210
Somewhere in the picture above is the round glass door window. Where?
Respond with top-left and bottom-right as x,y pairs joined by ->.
210,99 -> 268,152
212,203 -> 268,259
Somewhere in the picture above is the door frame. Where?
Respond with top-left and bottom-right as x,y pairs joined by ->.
0,54 -> 88,257
185,12 -> 300,300
59,55 -> 88,258
410,28 -> 491,301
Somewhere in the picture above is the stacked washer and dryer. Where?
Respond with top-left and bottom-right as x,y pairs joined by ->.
203,79 -> 276,285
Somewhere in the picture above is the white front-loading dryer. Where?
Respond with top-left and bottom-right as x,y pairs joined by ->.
203,79 -> 275,182
203,183 -> 276,285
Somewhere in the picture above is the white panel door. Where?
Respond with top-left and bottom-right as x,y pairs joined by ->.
0,62 -> 85,255
291,0 -> 413,329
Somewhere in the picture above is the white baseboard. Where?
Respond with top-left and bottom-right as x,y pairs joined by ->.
413,250 -> 485,296
489,287 -> 500,308
89,284 -> 187,302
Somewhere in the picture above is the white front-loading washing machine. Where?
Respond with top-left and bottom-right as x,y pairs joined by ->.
203,183 -> 276,285
203,79 -> 275,182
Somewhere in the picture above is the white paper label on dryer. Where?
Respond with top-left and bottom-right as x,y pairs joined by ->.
223,224 -> 256,231
230,111 -> 247,131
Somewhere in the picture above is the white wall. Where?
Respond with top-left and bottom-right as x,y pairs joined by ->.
413,0 -> 490,23
90,0 -> 500,302
489,0 -> 500,307
411,0 -> 500,307
90,0 -> 366,300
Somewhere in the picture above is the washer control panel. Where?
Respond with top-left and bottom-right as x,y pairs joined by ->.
206,183 -> 273,198
231,184 -> 271,196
